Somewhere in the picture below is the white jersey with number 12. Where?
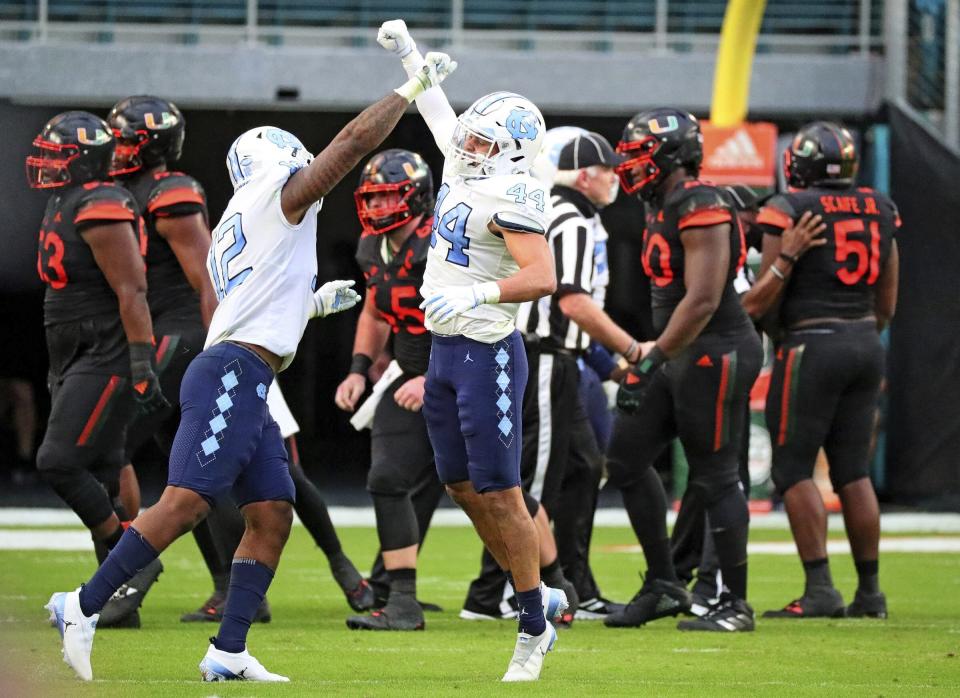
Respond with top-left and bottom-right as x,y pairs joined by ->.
204,164 -> 321,371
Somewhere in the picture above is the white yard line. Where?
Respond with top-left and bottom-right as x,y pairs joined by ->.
0,507 -> 959,532
605,537 -> 960,555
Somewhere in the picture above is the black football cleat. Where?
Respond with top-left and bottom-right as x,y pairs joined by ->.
254,598 -> 272,623
98,558 -> 163,628
418,600 -> 443,613
344,579 -> 377,612
181,591 -> 225,623
678,593 -> 755,632
603,578 -> 692,628
555,578 -> 580,628
762,586 -> 846,618
575,596 -> 627,621
100,608 -> 140,628
846,590 -> 887,619
459,595 -> 519,621
346,595 -> 425,631
181,592 -> 271,623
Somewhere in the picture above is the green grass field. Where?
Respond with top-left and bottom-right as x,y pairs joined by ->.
1,524 -> 959,696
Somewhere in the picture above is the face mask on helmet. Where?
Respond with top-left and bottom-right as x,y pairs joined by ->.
614,136 -> 662,200
107,97 -> 185,178
354,182 -> 417,235
26,138 -> 80,189
447,92 -> 544,178
109,128 -> 149,177
26,113 -> 114,190
226,127 -> 313,191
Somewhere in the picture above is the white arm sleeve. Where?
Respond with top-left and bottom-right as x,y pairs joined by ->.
402,46 -> 457,154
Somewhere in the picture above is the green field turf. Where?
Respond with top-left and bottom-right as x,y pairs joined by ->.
1,525 -> 958,696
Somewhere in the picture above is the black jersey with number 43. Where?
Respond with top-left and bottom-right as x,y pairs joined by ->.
355,222 -> 433,375
37,181 -> 142,327
124,170 -> 207,319
756,186 -> 900,327
642,180 -> 750,335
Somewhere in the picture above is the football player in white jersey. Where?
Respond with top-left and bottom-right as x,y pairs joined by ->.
46,51 -> 458,683
378,19 -> 566,682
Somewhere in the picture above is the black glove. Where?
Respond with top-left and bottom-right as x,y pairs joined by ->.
129,341 -> 170,416
616,345 -> 667,414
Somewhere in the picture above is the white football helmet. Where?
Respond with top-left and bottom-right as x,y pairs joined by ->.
226,126 -> 313,190
448,92 -> 545,178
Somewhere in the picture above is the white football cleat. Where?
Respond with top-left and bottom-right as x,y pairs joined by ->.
501,625 -> 557,682
199,643 -> 290,682
46,588 -> 98,681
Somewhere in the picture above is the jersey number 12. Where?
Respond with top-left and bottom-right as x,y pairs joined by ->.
209,212 -> 252,300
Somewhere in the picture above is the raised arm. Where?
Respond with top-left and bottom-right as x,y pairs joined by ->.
281,51 -> 457,223
378,19 -> 459,153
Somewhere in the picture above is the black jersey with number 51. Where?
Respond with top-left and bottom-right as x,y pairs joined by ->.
756,186 -> 900,327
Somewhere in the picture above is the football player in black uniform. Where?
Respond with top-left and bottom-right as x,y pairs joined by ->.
335,149 -> 445,630
603,109 -> 762,632
107,96 -> 371,625
27,111 -> 168,611
744,122 -> 899,619
97,95 -> 211,627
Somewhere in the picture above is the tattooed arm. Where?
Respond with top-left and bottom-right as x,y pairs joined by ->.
280,52 -> 457,225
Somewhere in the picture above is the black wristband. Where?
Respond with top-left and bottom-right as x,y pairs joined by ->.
779,252 -> 798,265
637,345 -> 667,375
349,353 -> 373,376
128,341 -> 155,366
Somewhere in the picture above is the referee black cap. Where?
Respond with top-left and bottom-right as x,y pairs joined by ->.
557,132 -> 624,171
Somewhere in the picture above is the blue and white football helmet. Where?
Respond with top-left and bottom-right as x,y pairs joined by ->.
226,126 -> 313,190
448,92 -> 545,178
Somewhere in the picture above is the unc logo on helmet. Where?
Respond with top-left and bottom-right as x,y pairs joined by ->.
448,92 -> 545,178
506,109 -> 539,141
264,128 -> 304,151
226,126 -> 314,191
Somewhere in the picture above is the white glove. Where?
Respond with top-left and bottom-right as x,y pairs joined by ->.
311,280 -> 361,319
420,282 -> 500,323
394,51 -> 457,103
378,19 -> 415,58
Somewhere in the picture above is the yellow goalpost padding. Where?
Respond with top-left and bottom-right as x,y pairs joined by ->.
710,0 -> 768,127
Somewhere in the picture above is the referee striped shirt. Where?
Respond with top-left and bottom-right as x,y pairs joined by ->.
516,186 -> 611,352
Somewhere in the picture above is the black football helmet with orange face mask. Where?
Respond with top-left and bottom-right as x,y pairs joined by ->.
354,148 -> 434,235
783,121 -> 858,189
107,95 -> 185,177
25,111 -> 115,190
616,108 -> 703,201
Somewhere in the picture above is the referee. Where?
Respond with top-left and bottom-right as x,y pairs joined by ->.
517,132 -> 640,620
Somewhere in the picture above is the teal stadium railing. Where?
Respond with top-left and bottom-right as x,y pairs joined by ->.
0,1 -> 884,51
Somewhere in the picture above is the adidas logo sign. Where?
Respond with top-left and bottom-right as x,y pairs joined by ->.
706,128 -> 764,169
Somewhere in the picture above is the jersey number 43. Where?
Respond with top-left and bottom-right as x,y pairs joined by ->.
208,212 -> 252,300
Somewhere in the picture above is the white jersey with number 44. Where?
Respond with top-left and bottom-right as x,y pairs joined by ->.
421,171 -> 551,343
204,163 -> 321,371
